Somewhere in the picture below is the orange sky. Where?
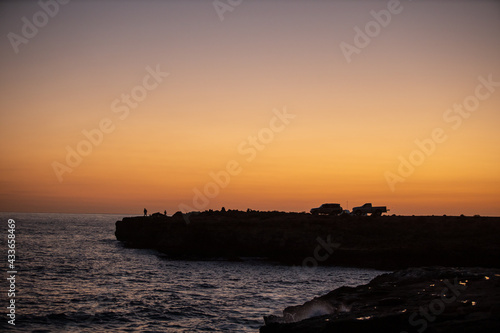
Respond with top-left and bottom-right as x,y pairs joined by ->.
1,0 -> 499,216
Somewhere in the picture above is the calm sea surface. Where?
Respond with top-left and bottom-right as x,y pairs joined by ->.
0,213 -> 385,332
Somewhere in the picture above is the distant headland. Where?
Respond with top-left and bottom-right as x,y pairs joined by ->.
115,210 -> 500,270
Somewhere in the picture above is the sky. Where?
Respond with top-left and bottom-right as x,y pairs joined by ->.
1,0 -> 499,216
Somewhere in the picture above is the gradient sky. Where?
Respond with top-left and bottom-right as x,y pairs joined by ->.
1,0 -> 499,215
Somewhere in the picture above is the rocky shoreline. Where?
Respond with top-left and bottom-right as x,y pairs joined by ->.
115,211 -> 500,332
260,266 -> 500,332
115,211 -> 500,270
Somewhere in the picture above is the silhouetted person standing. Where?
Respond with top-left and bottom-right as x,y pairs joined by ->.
164,210 -> 167,216
144,208 -> 147,216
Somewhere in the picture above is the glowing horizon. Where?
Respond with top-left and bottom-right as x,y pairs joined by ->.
1,0 -> 499,216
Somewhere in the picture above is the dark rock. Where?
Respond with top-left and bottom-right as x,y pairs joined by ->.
260,267 -> 500,333
172,211 -> 183,218
115,213 -> 500,269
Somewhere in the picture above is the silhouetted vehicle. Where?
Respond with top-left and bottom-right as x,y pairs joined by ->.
310,203 -> 343,216
352,203 -> 388,216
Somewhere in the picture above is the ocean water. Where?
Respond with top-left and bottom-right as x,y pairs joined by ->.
0,213 -> 385,332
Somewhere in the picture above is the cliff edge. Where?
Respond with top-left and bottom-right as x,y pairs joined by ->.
115,211 -> 500,270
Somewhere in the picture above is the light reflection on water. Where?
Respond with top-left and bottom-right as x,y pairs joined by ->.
0,213 -> 385,332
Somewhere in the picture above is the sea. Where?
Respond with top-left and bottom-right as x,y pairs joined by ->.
0,213 -> 386,332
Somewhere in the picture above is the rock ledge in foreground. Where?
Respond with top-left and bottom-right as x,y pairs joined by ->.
261,266 -> 500,333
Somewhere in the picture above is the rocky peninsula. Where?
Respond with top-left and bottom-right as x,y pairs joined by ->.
115,211 -> 500,269
115,211 -> 500,332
